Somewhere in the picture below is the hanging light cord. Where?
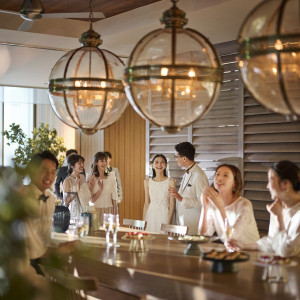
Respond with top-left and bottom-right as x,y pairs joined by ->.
89,0 -> 94,30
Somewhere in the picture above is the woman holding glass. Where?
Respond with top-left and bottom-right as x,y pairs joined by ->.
143,154 -> 176,233
199,164 -> 260,245
63,154 -> 91,222
88,152 -> 117,225
228,161 -> 300,257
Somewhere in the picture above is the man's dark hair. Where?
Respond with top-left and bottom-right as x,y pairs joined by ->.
175,142 -> 195,161
104,151 -> 112,159
27,151 -> 58,178
66,149 -> 78,157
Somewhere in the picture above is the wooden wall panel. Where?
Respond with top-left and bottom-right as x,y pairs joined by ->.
104,105 -> 146,223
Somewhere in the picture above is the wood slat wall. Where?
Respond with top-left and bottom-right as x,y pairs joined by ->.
104,105 -> 146,223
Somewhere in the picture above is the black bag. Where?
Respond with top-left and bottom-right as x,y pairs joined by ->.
52,206 -> 70,233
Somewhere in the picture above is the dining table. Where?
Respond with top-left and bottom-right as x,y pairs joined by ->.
51,227 -> 300,300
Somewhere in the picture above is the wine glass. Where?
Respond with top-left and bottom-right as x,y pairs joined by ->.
103,213 -> 112,246
111,214 -> 120,247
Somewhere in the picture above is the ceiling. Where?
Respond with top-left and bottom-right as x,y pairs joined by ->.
0,0 -> 262,88
0,0 -> 163,19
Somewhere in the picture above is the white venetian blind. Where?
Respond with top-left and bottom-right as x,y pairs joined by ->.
243,92 -> 300,233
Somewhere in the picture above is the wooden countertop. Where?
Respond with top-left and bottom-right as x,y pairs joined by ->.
53,229 -> 300,300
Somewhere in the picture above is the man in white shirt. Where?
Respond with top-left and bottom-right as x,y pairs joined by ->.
25,150 -> 58,274
169,142 -> 209,234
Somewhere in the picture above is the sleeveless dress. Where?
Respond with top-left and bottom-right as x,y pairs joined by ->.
145,178 -> 170,233
63,174 -> 91,222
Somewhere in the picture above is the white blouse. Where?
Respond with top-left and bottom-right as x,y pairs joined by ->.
200,196 -> 260,244
257,202 -> 300,257
88,173 -> 117,208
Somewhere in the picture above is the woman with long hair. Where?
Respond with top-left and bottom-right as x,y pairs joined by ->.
143,154 -> 176,233
88,152 -> 117,224
228,161 -> 300,257
199,164 -> 260,245
63,154 -> 91,222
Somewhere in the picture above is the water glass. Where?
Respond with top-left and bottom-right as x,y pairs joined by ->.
77,215 -> 89,237
111,214 -> 120,247
103,213 -> 112,245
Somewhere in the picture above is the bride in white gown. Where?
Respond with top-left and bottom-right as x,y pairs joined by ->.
143,154 -> 175,233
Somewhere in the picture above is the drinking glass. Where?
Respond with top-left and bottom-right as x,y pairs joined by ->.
111,214 -> 120,247
103,213 -> 112,246
225,218 -> 235,252
77,215 -> 89,237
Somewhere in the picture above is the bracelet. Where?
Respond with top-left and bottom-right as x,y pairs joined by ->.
89,201 -> 95,206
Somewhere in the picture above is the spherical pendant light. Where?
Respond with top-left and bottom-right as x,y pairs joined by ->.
48,2 -> 127,135
238,0 -> 300,119
124,0 -> 223,133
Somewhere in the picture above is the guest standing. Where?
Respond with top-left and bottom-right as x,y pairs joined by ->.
228,161 -> 300,257
199,164 -> 260,245
88,152 -> 117,224
63,154 -> 91,222
168,142 -> 209,234
104,151 -> 123,204
143,154 -> 176,233
54,149 -> 77,201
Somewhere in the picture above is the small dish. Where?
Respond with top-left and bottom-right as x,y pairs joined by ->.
121,232 -> 155,252
253,255 -> 298,283
168,235 -> 212,256
202,250 -> 249,273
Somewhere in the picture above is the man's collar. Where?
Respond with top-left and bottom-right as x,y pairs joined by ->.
185,162 -> 196,174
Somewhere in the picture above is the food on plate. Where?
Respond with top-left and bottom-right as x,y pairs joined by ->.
179,235 -> 209,242
256,255 -> 290,265
125,232 -> 149,239
204,250 -> 248,261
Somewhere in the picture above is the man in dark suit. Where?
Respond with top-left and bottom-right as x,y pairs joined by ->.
54,149 -> 78,200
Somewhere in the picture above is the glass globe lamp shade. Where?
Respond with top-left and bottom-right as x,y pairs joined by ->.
49,29 -> 128,135
124,1 -> 223,133
238,0 -> 300,119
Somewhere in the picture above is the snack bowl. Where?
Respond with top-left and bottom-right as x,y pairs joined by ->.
202,250 -> 250,273
168,235 -> 212,256
122,232 -> 155,252
253,255 -> 298,283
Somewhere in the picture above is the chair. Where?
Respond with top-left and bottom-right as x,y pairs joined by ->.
160,224 -> 188,236
123,218 -> 146,230
39,264 -> 97,300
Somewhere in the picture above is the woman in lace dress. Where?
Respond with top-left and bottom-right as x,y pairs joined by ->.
228,161 -> 300,257
87,152 -> 117,225
143,154 -> 175,233
63,154 -> 91,222
199,164 -> 260,245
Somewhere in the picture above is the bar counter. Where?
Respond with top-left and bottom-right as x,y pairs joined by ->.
52,229 -> 300,300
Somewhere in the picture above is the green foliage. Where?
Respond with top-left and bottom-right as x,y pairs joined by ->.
3,123 -> 66,167
0,167 -> 36,298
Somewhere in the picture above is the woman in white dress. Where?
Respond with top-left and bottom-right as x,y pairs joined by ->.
63,154 -> 91,222
228,161 -> 300,257
199,164 -> 260,245
88,152 -> 117,225
143,154 -> 176,233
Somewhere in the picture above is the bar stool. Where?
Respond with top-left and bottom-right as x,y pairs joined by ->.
160,224 -> 188,236
123,218 -> 146,230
